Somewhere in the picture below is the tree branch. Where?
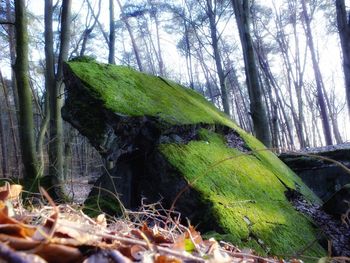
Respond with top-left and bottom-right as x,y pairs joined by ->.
0,20 -> 14,25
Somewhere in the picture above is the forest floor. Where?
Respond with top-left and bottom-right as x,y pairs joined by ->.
0,182 -> 316,263
63,178 -> 93,204
59,178 -> 350,261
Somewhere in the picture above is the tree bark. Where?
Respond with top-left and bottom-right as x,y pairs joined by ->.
108,0 -> 116,64
206,0 -> 230,115
116,0 -> 143,71
301,0 -> 332,145
232,0 -> 271,147
47,0 -> 72,199
6,0 -> 19,113
14,0 -> 41,189
80,0 -> 101,56
0,95 -> 8,177
336,0 -> 350,118
148,0 -> 165,75
0,70 -> 19,174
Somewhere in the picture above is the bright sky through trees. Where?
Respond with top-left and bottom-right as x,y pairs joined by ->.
1,0 -> 348,144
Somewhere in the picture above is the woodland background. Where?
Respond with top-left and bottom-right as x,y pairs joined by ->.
0,0 -> 349,197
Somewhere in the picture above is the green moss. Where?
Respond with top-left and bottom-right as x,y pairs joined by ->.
70,55 -> 96,63
236,131 -> 321,204
159,130 -> 325,257
66,61 -> 238,127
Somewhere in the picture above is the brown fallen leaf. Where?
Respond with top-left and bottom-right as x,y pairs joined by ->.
34,242 -> 84,263
131,223 -> 171,244
130,244 -> 147,260
0,206 -> 36,238
155,254 -> 182,263
0,182 -> 22,201
0,233 -> 84,263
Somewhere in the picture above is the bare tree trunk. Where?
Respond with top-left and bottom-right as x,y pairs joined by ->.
232,0 -> 271,147
301,0 -> 332,145
336,0 -> 350,118
5,0 -> 21,177
321,84 -> 343,144
0,97 -> 8,177
255,47 -> 295,148
148,0 -> 165,75
0,70 -> 19,173
206,0 -> 230,115
290,1 -> 308,148
6,0 -> 19,113
138,21 -> 157,74
36,91 -> 49,175
272,2 -> 309,148
14,0 -> 41,190
304,84 -> 323,147
86,0 -> 109,45
80,0 -> 102,56
108,0 -> 115,64
116,0 -> 143,71
48,0 -> 72,199
184,20 -> 194,89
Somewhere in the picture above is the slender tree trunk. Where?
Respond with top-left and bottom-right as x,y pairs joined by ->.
108,0 -> 116,64
301,0 -> 332,145
48,0 -> 72,199
37,1 -> 55,179
14,0 -> 41,189
0,70 -> 19,172
256,48 -> 295,148
36,91 -> 49,175
206,0 -> 230,115
148,0 -> 164,75
80,0 -> 101,56
321,84 -> 343,144
273,3 -> 309,148
86,0 -> 109,45
5,0 -> 21,177
6,0 -> 19,114
232,0 -> 271,147
336,0 -> 350,118
0,97 -> 8,177
291,3 -> 308,148
116,0 -> 143,71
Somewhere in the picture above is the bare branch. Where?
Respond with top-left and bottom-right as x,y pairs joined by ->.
0,20 -> 14,25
